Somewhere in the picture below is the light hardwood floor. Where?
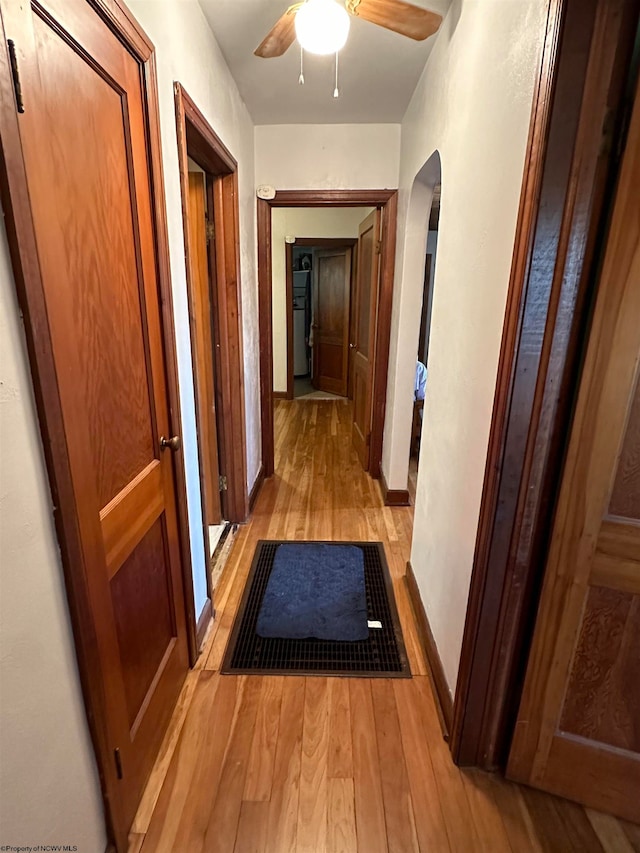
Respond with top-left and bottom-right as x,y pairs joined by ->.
132,400 -> 640,852
408,454 -> 418,506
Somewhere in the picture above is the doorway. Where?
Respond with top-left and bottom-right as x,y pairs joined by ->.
449,0 -> 639,776
285,236 -> 358,401
186,162 -> 224,516
175,84 -> 248,631
506,68 -> 640,822
259,192 -> 398,479
408,186 -> 439,505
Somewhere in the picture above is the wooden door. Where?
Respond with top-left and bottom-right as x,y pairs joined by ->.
507,78 -> 640,822
1,0 -> 189,843
188,171 -> 222,525
312,247 -> 352,396
352,209 -> 381,468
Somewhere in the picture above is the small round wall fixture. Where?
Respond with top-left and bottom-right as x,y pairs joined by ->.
294,0 -> 351,55
256,184 -> 276,200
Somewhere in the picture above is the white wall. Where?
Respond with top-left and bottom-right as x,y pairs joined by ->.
0,223 -> 106,850
255,124 -> 401,189
272,207 -> 373,392
382,0 -> 548,694
128,0 -> 260,618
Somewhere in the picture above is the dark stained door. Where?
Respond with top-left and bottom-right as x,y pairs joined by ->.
188,171 -> 222,525
352,209 -> 381,469
312,247 -> 352,396
2,0 -> 189,843
507,77 -> 640,822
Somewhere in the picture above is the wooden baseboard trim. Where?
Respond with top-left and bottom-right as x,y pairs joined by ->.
404,561 -> 453,739
380,469 -> 411,507
195,598 -> 213,652
272,391 -> 288,400
249,464 -> 265,511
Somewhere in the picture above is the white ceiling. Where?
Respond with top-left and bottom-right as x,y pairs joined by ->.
199,0 -> 451,124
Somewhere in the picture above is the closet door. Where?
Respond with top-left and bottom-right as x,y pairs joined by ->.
312,247 -> 352,396
352,209 -> 381,469
188,171 -> 222,525
1,0 -> 189,845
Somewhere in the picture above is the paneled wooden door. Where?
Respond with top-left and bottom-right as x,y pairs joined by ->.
1,0 -> 189,844
188,171 -> 222,525
352,209 -> 381,469
507,76 -> 640,822
312,247 -> 352,396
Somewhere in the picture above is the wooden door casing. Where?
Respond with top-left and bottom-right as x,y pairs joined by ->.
352,209 -> 382,469
174,83 -> 249,527
452,0 -> 640,771
0,0 -> 189,846
257,190 -> 397,480
507,74 -> 640,822
312,247 -> 352,396
187,171 -> 222,526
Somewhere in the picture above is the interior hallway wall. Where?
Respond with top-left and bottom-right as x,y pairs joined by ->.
128,0 -> 260,619
0,1 -> 258,846
271,207 -> 373,393
255,123 -> 401,189
382,0 -> 549,696
0,221 -> 106,850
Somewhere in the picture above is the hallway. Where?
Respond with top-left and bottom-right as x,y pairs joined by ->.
130,401 -> 638,853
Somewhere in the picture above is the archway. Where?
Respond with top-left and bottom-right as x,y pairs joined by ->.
382,150 -> 442,503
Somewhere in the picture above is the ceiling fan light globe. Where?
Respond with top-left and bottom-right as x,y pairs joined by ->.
295,0 -> 350,55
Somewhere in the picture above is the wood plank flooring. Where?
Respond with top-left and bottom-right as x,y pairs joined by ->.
134,400 -> 640,852
408,455 -> 418,506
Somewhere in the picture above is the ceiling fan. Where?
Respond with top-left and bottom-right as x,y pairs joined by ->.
255,0 -> 443,59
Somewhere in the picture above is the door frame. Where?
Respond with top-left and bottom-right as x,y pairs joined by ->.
258,190 -> 398,477
506,66 -> 640,817
174,84 -> 249,647
451,0 -> 640,769
285,236 -> 357,400
0,2 -> 191,847
417,253 -> 434,365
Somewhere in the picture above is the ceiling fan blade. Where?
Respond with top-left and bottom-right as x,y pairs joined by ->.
254,6 -> 299,58
347,0 -> 442,41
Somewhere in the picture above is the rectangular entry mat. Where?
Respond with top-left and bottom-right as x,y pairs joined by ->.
221,540 -> 410,677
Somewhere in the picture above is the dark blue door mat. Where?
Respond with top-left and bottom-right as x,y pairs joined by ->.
257,543 -> 368,641
222,541 -> 410,677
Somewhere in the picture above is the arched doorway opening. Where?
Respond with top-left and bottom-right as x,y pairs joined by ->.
400,151 -> 442,504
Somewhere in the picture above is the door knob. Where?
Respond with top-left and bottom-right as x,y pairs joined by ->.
349,343 -> 356,348
160,435 -> 181,452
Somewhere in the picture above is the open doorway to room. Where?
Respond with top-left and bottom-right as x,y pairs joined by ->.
175,84 -> 249,639
286,237 -> 357,402
272,208 -> 374,406
262,198 -> 397,479
408,185 -> 439,504
184,158 -> 226,540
